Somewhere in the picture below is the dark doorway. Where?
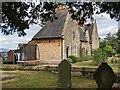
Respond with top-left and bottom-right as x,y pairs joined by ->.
66,47 -> 69,58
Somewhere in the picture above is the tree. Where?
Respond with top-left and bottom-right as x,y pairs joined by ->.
103,45 -> 116,57
1,2 -> 120,36
117,29 -> 120,53
92,48 -> 108,65
1,2 -> 58,36
100,32 -> 119,54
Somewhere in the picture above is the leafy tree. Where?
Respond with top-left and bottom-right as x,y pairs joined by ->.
92,48 -> 108,65
103,45 -> 116,57
117,29 -> 120,53
1,2 -> 58,36
1,2 -> 120,36
100,32 -> 119,54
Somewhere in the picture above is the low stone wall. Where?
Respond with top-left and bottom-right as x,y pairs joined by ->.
43,66 -> 96,78
0,74 -> 15,81
1,65 -> 120,79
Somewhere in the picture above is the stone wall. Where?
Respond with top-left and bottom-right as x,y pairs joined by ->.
62,13 -> 80,59
80,30 -> 92,56
30,39 -> 62,64
91,21 -> 99,50
81,42 -> 91,56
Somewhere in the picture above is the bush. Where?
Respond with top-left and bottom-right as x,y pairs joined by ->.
92,48 -> 108,64
68,55 -> 77,63
76,57 -> 82,62
79,55 -> 91,61
103,45 -> 116,57
67,58 -> 73,63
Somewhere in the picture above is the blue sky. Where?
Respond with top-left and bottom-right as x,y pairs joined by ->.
0,13 -> 118,50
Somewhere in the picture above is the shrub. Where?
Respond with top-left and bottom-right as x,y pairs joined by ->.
92,48 -> 108,64
68,55 -> 77,63
79,55 -> 91,61
103,45 -> 116,57
67,58 -> 73,63
76,56 -> 82,62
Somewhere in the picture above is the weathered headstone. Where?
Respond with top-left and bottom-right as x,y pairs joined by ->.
93,62 -> 116,88
57,59 -> 71,88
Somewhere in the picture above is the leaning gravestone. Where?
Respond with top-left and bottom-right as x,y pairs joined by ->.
57,60 -> 71,88
93,62 -> 116,88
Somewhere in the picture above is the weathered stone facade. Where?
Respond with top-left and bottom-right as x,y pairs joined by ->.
62,14 -> 80,59
29,39 -> 62,64
27,9 -> 99,64
91,21 -> 100,50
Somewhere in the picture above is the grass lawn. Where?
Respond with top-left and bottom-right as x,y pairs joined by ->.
72,57 -> 120,73
1,71 -> 97,88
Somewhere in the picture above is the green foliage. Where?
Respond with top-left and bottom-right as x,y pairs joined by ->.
1,2 -> 120,36
79,48 -> 92,61
68,55 -> 77,63
80,48 -> 87,57
78,56 -> 91,62
67,58 -> 73,63
76,57 -> 82,62
92,48 -> 108,64
2,2 -> 58,36
103,45 -> 116,57
100,32 -> 119,54
117,29 -> 120,53
1,65 -> 16,71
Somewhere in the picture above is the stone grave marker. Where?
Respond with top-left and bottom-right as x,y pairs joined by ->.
93,62 -> 116,88
57,59 -> 71,88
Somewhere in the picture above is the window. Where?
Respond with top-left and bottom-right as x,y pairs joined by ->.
66,47 -> 69,58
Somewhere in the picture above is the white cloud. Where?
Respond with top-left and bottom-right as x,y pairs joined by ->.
94,13 -> 110,21
0,24 -> 41,49
98,26 -> 118,39
93,13 -> 118,39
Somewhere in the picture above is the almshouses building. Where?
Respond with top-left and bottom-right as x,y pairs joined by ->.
24,9 -> 100,64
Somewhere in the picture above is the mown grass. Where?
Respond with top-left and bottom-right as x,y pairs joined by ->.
72,58 -> 119,73
2,71 -> 97,88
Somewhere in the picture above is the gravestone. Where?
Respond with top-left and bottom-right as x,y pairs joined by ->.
57,59 -> 71,88
93,62 -> 116,88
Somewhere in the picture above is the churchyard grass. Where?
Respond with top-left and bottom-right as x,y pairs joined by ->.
72,58 -> 119,73
2,71 -> 97,88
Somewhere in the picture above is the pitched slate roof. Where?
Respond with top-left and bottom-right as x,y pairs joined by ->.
79,28 -> 87,42
79,23 -> 94,42
85,23 -> 94,42
32,10 -> 67,39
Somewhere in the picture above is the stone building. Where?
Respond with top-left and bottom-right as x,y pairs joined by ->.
27,9 -> 99,64
79,20 -> 99,56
